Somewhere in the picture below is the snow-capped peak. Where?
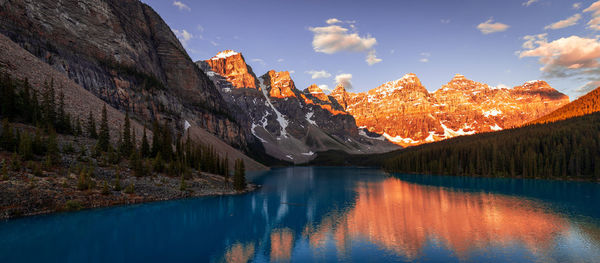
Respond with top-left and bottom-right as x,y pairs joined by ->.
211,50 -> 239,60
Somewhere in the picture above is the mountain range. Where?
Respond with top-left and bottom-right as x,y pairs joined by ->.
0,0 -> 575,165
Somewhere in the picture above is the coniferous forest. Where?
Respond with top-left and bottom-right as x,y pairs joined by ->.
383,112 -> 600,180
0,72 -> 248,217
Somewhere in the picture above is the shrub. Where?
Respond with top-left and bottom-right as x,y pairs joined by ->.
64,200 -> 83,211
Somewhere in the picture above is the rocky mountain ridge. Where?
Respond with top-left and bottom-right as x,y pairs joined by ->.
331,73 -> 569,146
0,0 -> 255,153
197,51 -> 399,163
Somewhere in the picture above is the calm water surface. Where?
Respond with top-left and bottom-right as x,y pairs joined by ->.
1,167 -> 600,262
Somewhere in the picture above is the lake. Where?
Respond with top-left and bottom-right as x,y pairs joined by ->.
1,167 -> 600,262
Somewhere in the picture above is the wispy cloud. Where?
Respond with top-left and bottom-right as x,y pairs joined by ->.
419,52 -> 431,63
309,20 -> 381,65
544,14 -> 581,30
251,58 -> 266,66
366,50 -> 382,65
573,2 -> 582,9
306,70 -> 332,79
277,58 -> 285,63
522,0 -> 539,7
441,19 -> 451,24
477,18 -> 510,34
210,41 -> 218,46
197,25 -> 204,32
335,73 -> 353,89
173,29 -> 193,46
173,1 -> 191,11
584,1 -> 600,30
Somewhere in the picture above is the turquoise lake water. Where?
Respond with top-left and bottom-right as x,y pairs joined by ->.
1,167 -> 600,262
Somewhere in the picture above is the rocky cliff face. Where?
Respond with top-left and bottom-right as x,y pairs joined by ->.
333,74 -> 569,147
0,0 -> 251,149
198,51 -> 399,163
205,50 -> 258,89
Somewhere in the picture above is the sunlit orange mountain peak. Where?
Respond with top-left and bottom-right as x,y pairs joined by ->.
331,73 -> 569,147
205,50 -> 259,89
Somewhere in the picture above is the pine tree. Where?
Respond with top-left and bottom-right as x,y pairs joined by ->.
0,119 -> 16,152
151,121 -> 160,157
114,171 -> 122,191
41,79 -> 56,128
141,128 -> 150,158
87,110 -> 97,139
97,104 -> 110,152
120,111 -> 132,157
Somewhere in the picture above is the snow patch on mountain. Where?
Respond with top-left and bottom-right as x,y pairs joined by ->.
260,78 -> 288,137
359,129 -> 386,141
483,109 -> 502,117
211,50 -> 238,60
383,133 -> 420,144
305,111 -> 317,125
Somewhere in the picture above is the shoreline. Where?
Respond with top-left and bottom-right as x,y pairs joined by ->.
0,170 -> 261,220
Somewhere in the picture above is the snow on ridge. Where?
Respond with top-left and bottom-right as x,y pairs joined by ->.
525,80 -> 543,85
383,133 -> 420,144
483,109 -> 502,118
211,50 -> 239,60
490,124 -> 502,131
305,111 -> 317,125
259,79 -> 289,137
359,129 -> 385,141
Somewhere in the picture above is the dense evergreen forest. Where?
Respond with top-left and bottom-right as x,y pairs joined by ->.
532,86 -> 600,124
383,112 -> 600,181
0,72 -> 247,191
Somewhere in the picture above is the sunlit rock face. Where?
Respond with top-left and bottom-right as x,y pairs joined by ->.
332,74 -> 569,147
197,52 -> 400,163
302,177 -> 568,260
205,50 -> 259,89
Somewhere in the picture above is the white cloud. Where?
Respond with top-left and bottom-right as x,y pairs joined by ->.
519,35 -> 600,78
326,18 -> 342,25
584,1 -> 600,30
544,14 -> 581,30
309,21 -> 381,65
306,70 -> 332,79
366,50 -> 382,65
335,73 -> 353,89
210,41 -> 218,46
441,19 -> 451,24
277,58 -> 285,62
173,1 -> 191,11
197,25 -> 204,32
573,2 -> 582,9
251,58 -> 266,66
173,29 -> 193,46
477,18 -> 510,34
309,25 -> 376,53
419,58 -> 429,63
522,0 -> 539,7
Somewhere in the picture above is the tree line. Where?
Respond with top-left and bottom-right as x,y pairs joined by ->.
383,112 -> 600,180
0,72 -> 246,190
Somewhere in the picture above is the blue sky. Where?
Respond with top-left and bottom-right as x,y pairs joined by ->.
142,0 -> 600,98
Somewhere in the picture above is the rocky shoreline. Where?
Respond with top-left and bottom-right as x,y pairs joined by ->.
0,169 -> 259,220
